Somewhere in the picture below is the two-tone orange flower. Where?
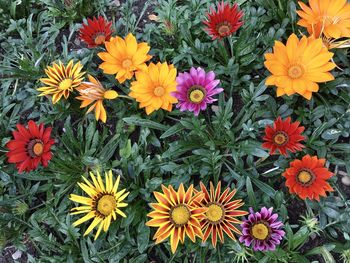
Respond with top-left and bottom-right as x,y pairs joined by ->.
196,182 -> 247,247
38,60 -> 85,104
146,184 -> 207,253
76,75 -> 118,123
98,33 -> 152,83
264,34 -> 336,99
283,155 -> 334,201
129,62 -> 178,115
297,0 -> 350,39
262,117 -> 305,156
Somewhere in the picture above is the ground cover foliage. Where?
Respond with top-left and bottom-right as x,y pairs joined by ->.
0,0 -> 350,262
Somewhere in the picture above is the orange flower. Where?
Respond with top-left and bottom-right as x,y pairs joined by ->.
196,182 -> 247,247
98,33 -> 152,83
76,75 -> 118,123
283,155 -> 334,201
297,0 -> 350,39
146,184 -> 207,253
264,34 -> 336,100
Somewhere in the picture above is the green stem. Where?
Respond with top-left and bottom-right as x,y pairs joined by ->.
118,94 -> 134,101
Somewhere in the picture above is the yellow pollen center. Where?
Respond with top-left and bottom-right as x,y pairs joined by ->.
154,86 -> 165,97
170,205 -> 190,226
189,89 -> 205,103
122,59 -> 132,68
97,195 -> 116,216
251,223 -> 269,240
297,170 -> 312,184
94,34 -> 106,45
288,65 -> 304,79
59,79 -> 73,90
33,142 -> 44,156
206,204 -> 223,222
273,132 -> 288,146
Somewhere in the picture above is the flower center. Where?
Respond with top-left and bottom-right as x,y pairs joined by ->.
251,223 -> 270,240
58,79 -> 73,90
273,131 -> 289,146
216,21 -> 232,36
170,205 -> 190,226
97,195 -> 116,216
206,203 -> 224,223
288,65 -> 304,79
154,86 -> 165,97
297,169 -> 315,186
122,59 -> 132,68
27,139 -> 44,157
187,85 -> 206,104
94,34 -> 106,45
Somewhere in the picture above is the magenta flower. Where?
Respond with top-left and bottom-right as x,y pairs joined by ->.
239,207 -> 285,251
172,67 -> 223,116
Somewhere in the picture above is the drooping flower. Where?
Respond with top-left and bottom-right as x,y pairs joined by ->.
6,120 -> 54,173
146,184 -> 207,253
70,170 -> 129,240
239,207 -> 285,251
203,1 -> 244,40
79,16 -> 113,48
282,155 -> 334,201
98,33 -> 152,83
76,75 -> 118,123
262,117 -> 305,156
172,67 -> 223,116
264,34 -> 336,100
297,0 -> 350,39
38,60 -> 85,104
129,62 -> 178,115
196,181 -> 247,247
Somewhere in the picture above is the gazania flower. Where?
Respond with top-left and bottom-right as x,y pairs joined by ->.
6,120 -> 54,173
146,184 -> 207,253
79,16 -> 113,48
203,1 -> 244,40
196,181 -> 247,247
70,170 -> 129,240
297,0 -> 350,39
76,75 -> 118,123
172,67 -> 223,116
129,62 -> 178,115
98,33 -> 152,84
38,60 -> 85,104
262,117 -> 305,156
282,155 -> 334,201
239,207 -> 285,251
264,34 -> 336,100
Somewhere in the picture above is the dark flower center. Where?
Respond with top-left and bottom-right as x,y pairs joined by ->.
216,21 -> 232,36
272,131 -> 289,146
251,221 -> 271,241
169,204 -> 190,227
296,169 -> 315,186
94,34 -> 106,45
27,139 -> 44,157
187,85 -> 206,104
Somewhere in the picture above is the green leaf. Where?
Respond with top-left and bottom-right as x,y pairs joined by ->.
250,177 -> 276,198
123,117 -> 168,131
246,177 -> 257,209
137,222 -> 150,253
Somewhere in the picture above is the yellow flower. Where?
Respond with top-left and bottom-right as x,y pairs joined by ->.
264,34 -> 336,100
70,170 -> 129,240
146,184 -> 207,253
98,33 -> 152,84
297,0 -> 350,39
38,60 -> 85,104
129,62 -> 178,115
76,75 -> 118,123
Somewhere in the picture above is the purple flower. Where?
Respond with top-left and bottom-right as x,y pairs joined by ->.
239,207 -> 285,251
172,67 -> 223,116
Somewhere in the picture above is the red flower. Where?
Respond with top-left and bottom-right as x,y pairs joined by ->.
283,155 -> 334,201
6,121 -> 55,173
79,16 -> 113,48
203,1 -> 244,40
262,117 -> 305,156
